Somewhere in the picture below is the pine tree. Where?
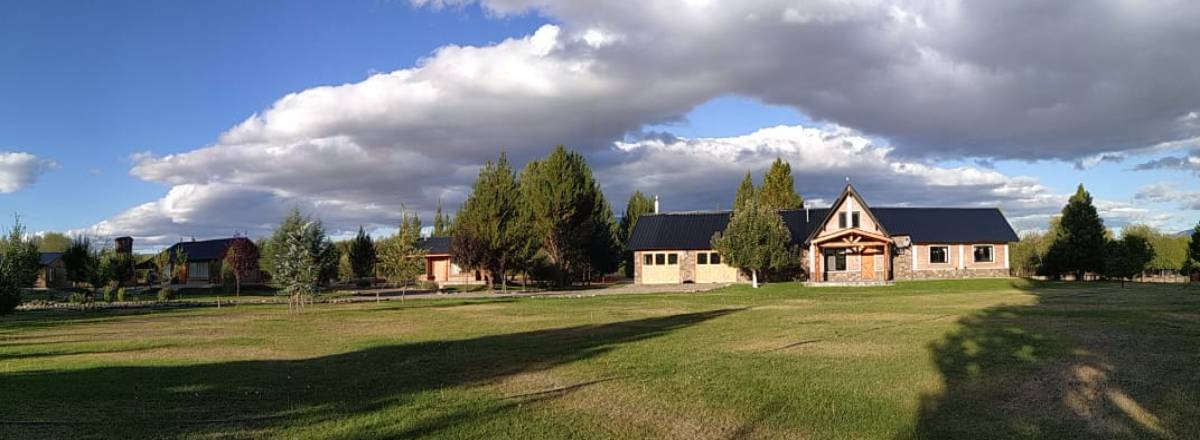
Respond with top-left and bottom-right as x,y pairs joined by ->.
712,180 -> 793,288
519,146 -> 618,286
348,226 -> 377,284
433,199 -> 451,237
265,209 -> 334,311
451,152 -> 525,291
1053,185 -> 1108,280
618,191 -> 656,277
759,158 -> 804,210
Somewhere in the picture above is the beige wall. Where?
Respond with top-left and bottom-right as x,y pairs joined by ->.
634,250 -> 740,284
912,243 -> 1008,271
693,250 -> 739,283
818,194 -> 882,237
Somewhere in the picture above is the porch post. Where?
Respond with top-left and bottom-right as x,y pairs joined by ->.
884,243 -> 891,281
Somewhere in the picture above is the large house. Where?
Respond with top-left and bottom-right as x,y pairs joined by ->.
628,184 -> 1019,284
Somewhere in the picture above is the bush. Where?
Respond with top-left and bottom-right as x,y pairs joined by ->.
157,286 -> 174,301
69,291 -> 88,304
102,286 -> 117,303
116,287 -> 127,302
0,282 -> 20,315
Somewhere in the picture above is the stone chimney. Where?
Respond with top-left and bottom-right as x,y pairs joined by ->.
114,236 -> 133,255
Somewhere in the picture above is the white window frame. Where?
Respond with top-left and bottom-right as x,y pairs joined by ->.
928,246 -> 950,264
973,244 -> 995,263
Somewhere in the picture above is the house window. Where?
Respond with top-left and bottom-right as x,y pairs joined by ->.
929,246 -> 949,264
188,262 -> 210,280
824,249 -> 847,271
655,253 -> 665,265
697,253 -> 708,265
710,252 -> 721,265
973,245 -> 994,263
838,212 -> 848,228
668,253 -> 678,265
851,212 -> 860,228
644,254 -> 653,266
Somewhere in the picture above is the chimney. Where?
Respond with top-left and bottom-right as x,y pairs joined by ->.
114,236 -> 133,255
653,195 -> 660,214
805,206 -> 810,222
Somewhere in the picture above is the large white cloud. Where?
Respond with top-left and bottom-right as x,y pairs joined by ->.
0,151 -> 56,193
93,0 -> 1200,246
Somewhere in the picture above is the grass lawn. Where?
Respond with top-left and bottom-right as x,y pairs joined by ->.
2,279 -> 1198,439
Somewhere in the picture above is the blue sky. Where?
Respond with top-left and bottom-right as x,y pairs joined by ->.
2,1 -> 1198,247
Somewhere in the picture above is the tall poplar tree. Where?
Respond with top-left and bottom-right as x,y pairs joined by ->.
733,172 -> 756,211
1049,185 -> 1108,280
759,158 -> 804,210
451,152 -> 525,291
618,191 -> 656,277
712,183 -> 792,289
432,199 -> 451,237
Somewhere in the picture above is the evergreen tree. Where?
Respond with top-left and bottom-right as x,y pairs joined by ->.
62,236 -> 99,289
379,211 -> 426,290
1053,185 -> 1108,280
1185,222 -> 1200,282
759,158 -> 804,210
348,226 -> 377,284
0,217 -> 41,314
1103,234 -> 1154,288
433,199 -> 451,237
266,209 -> 334,311
618,191 -> 656,277
712,181 -> 793,288
452,153 -> 525,291
519,146 -> 617,286
733,172 -> 756,211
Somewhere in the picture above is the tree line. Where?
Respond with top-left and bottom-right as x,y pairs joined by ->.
1009,184 -> 1200,286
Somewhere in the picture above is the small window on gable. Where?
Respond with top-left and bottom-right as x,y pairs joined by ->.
838,212 -> 848,228
851,212 -> 860,228
644,254 -> 653,266
973,245 -> 994,263
697,253 -> 708,265
668,253 -> 678,265
710,252 -> 721,265
929,246 -> 949,264
655,253 -> 665,265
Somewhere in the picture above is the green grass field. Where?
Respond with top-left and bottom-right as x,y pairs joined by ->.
2,279 -> 1198,439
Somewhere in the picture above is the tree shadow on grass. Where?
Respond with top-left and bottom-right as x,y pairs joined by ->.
0,308 -> 742,439
904,282 -> 1200,439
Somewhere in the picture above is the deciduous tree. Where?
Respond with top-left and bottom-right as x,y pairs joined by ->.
379,211 -> 426,290
618,191 -> 655,278
1103,234 -> 1154,288
712,182 -> 793,288
224,236 -> 260,296
0,217 -> 41,314
759,158 -> 804,210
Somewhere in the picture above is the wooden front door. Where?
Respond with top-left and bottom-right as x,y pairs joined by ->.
862,253 -> 875,280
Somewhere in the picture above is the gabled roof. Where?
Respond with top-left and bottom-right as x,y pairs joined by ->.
805,183 -> 889,243
417,236 -> 451,255
627,207 -> 1018,251
39,252 -> 63,265
164,238 -> 239,262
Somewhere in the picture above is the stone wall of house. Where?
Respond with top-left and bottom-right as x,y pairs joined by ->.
905,268 -> 1010,280
680,250 -> 696,283
893,246 -> 914,281
633,251 -> 644,284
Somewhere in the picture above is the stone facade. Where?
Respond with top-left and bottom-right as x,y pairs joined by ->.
903,267 -> 1010,280
892,246 -> 914,281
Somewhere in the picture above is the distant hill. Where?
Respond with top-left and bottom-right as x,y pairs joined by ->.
1177,229 -> 1196,237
